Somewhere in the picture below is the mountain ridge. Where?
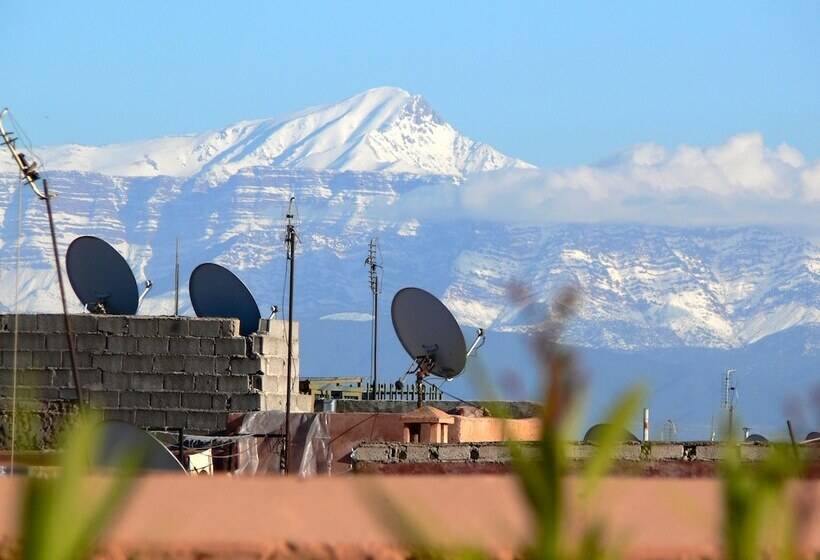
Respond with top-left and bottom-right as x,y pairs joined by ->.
1,87 -> 533,179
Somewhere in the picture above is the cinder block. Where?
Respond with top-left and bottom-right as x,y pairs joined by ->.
251,334 -> 288,357
76,334 -> 106,352
36,314 -> 67,332
64,351 -> 92,368
98,316 -> 128,335
199,338 -> 216,355
150,391 -> 181,409
135,409 -> 166,429
649,443 -> 684,460
0,333 -> 14,350
68,315 -> 98,333
107,336 -> 137,353
218,376 -> 250,393
102,371 -> 130,391
15,333 -> 46,351
194,375 -> 218,392
45,333 -> 72,351
435,444 -> 473,462
214,357 -> 230,374
228,356 -> 262,375
92,354 -> 123,372
220,319 -> 240,338
88,391 -> 119,407
186,411 -> 227,431
184,356 -> 215,374
169,337 -> 201,355
128,318 -> 158,336
474,444 -> 512,463
352,444 -> 391,463
2,350 -> 32,368
230,392 -> 262,411
215,338 -> 246,356
79,368 -> 103,389
404,444 -> 431,463
211,394 -> 228,409
188,319 -> 221,337
166,411 -> 188,429
9,315 -> 38,332
31,350 -> 63,368
0,385 -> 58,400
137,337 -> 168,354
120,391 -> 150,408
158,317 -> 189,337
164,374 -> 195,391
182,393 -> 213,410
59,387 -> 84,400
0,368 -> 51,387
123,354 -> 153,373
154,355 -> 185,373
103,408 -> 135,423
129,373 -> 163,391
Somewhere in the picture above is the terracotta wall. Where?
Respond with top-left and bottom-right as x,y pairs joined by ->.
452,417 -> 541,443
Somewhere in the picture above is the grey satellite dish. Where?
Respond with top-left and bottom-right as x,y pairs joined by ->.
744,433 -> 768,444
392,287 -> 467,379
66,236 -> 143,315
806,431 -> 820,441
583,423 -> 640,444
95,420 -> 186,472
189,263 -> 261,336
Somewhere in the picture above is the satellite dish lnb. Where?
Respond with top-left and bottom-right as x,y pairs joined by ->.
66,236 -> 142,315
189,263 -> 261,336
392,287 -> 467,380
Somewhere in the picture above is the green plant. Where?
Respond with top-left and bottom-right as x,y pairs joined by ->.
19,411 -> 142,560
720,425 -> 808,560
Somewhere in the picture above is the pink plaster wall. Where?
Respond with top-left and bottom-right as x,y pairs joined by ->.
451,416 -> 541,442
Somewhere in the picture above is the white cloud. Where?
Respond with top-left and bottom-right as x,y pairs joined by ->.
387,132 -> 820,229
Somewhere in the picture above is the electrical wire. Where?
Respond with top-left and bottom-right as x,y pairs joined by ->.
9,181 -> 24,472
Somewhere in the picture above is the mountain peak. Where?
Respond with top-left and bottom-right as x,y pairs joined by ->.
17,88 -> 534,178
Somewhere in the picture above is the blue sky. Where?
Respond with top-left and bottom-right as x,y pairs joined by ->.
2,2 -> 818,167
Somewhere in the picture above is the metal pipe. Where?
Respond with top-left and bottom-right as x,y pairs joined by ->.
643,408 -> 650,442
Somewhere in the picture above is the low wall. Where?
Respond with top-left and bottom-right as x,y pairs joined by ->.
0,314 -> 312,446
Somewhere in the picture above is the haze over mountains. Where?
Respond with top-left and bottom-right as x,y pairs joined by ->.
1,87 -> 817,436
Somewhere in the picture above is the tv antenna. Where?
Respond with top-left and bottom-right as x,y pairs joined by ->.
66,236 -> 152,315
281,196 -> 298,474
721,368 -> 737,437
391,287 -> 485,407
364,238 -> 382,399
0,109 -> 84,407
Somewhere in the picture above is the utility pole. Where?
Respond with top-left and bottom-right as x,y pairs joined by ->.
174,237 -> 180,316
281,197 -> 297,474
365,238 -> 381,399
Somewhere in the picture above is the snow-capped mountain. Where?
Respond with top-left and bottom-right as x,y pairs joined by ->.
2,87 -> 532,179
0,87 -> 817,355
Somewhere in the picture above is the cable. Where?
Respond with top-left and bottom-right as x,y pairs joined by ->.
9,181 -> 24,472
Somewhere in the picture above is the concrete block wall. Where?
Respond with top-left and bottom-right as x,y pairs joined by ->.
0,314 -> 311,438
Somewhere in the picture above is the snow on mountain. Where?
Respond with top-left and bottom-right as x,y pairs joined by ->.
7,87 -> 532,179
0,88 -> 817,356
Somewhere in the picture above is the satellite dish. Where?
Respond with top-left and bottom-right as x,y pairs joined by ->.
392,287 -> 467,379
744,433 -> 768,444
66,236 -> 139,315
806,431 -> 820,441
583,423 -> 640,444
189,263 -> 261,336
94,420 -> 186,472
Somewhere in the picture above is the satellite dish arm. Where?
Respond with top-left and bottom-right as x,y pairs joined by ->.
137,279 -> 153,311
466,328 -> 485,358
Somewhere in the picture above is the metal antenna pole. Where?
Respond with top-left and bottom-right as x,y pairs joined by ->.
281,197 -> 297,474
174,237 -> 180,316
365,238 -> 380,399
0,111 -> 84,408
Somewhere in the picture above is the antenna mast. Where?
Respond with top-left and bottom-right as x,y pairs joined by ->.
174,237 -> 180,316
281,197 -> 297,474
721,368 -> 736,438
0,110 -> 85,408
365,238 -> 381,399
